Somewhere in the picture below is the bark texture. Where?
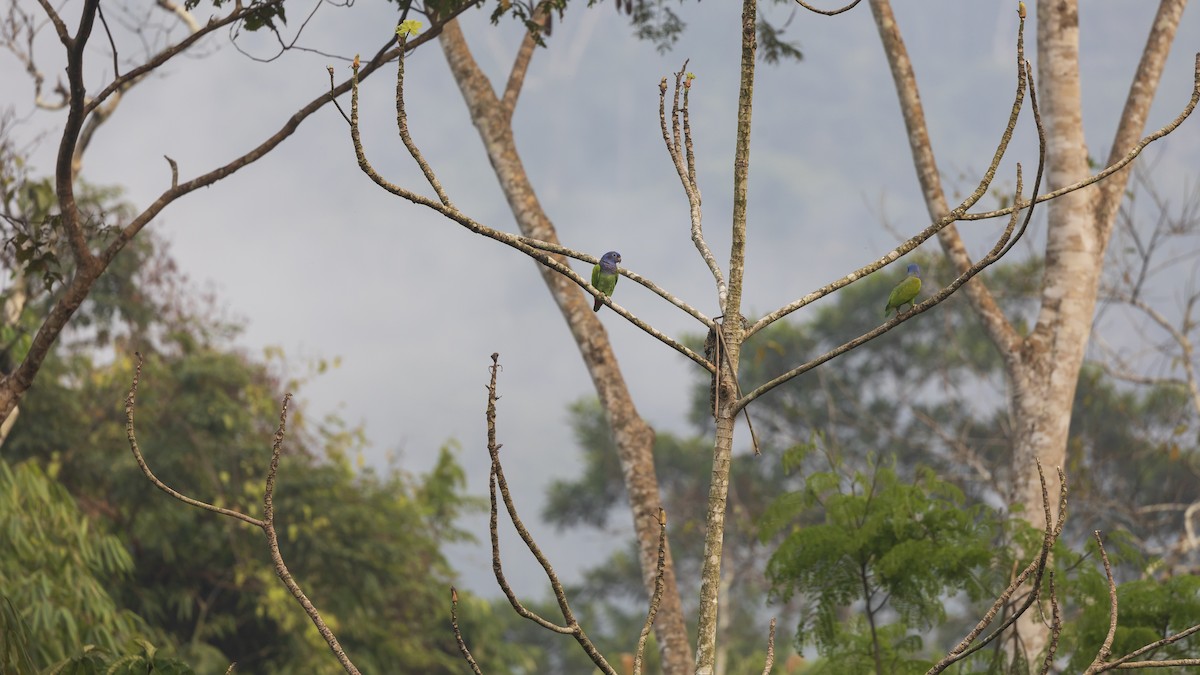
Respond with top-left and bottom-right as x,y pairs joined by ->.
695,1 -> 755,672
438,21 -> 695,675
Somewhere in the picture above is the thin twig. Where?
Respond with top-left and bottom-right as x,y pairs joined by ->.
794,0 -> 862,16
761,618 -> 777,675
394,36 -> 453,207
450,587 -> 484,675
633,508 -> 668,675
659,64 -> 727,310
1038,572 -> 1061,675
1083,532 -> 1119,674
963,53 -> 1200,223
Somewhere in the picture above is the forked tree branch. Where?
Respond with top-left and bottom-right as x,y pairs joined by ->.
962,54 -> 1199,224
735,68 -> 1047,413
481,353 -> 619,674
124,353 -> 361,675
926,461 -> 1068,674
745,6 -> 1033,340
659,63 -> 727,310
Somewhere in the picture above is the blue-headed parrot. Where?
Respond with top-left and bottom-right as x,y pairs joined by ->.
884,263 -> 922,317
592,251 -> 622,312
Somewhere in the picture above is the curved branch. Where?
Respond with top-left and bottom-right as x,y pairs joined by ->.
962,52 -> 1199,223
394,34 -> 453,207
632,508 -> 668,675
1083,532 -> 1119,674
1093,0 -> 1188,235
125,354 -> 362,674
793,0 -> 862,16
125,353 -> 264,528
737,155 -> 1035,412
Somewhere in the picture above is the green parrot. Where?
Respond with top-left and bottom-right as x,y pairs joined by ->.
883,263 -> 922,317
591,251 -> 622,312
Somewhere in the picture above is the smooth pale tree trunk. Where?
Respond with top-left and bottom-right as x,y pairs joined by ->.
437,21 -> 696,675
870,0 -> 1187,664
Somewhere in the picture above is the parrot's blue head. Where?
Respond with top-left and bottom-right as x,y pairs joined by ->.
906,263 -> 921,277
600,251 -> 622,272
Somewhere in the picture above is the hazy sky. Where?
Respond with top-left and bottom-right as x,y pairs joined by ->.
3,1 -> 1198,600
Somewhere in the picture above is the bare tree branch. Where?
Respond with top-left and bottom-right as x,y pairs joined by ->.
962,54 -> 1199,223
394,33 -> 453,208
633,508 -> 668,675
659,63 -> 727,310
484,353 -> 618,674
1083,532 -> 1120,674
926,462 -> 1068,674
1038,572 -> 1062,675
745,5 -> 1032,340
737,91 -> 1046,414
450,587 -> 484,675
761,617 -> 777,675
125,354 -> 362,675
794,0 -> 862,16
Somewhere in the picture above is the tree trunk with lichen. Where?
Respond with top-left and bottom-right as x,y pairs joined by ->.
437,20 -> 696,675
870,0 -> 1187,664
695,1 -> 756,672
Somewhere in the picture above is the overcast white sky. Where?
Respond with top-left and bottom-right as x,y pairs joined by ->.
3,1 -> 1198,599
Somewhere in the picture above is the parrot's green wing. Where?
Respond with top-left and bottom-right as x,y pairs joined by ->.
592,264 -> 619,312
884,276 -> 922,317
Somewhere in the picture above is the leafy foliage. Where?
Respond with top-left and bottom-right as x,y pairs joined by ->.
762,450 -> 997,671
0,459 -> 155,665
6,341 -> 491,672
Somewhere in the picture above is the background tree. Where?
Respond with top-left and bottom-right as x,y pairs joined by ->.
532,250 -> 1200,672
869,0 -> 1193,657
2,218 -> 537,672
